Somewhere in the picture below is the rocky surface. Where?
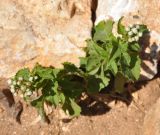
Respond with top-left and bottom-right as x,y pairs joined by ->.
0,0 -> 92,78
0,0 -> 159,79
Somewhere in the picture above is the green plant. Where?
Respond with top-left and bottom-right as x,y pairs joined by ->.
8,18 -> 148,121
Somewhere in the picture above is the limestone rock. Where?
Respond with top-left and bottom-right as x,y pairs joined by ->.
95,0 -> 160,80
0,0 -> 92,78
143,98 -> 160,135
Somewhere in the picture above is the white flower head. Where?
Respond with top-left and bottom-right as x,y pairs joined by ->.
138,32 -> 143,37
26,88 -> 31,92
18,77 -> 23,81
29,77 -> 33,82
132,28 -> 138,34
7,79 -> 12,85
21,86 -> 26,91
128,31 -> 133,36
13,93 -> 17,96
134,36 -> 139,41
25,91 -> 32,96
135,25 -> 140,29
10,88 -> 15,93
129,24 -> 133,28
17,81 -> 21,85
12,81 -> 17,85
128,38 -> 133,42
34,76 -> 38,80
10,85 -> 14,89
20,94 -> 24,98
125,27 -> 130,32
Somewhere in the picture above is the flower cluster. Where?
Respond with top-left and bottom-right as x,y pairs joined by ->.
7,76 -> 38,98
126,24 -> 143,43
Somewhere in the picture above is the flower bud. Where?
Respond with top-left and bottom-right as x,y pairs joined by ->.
18,77 -> 23,81
12,81 -> 17,85
7,79 -> 12,85
29,77 -> 33,82
34,76 -> 38,80
138,32 -> 143,37
10,88 -> 15,93
132,28 -> 138,34
128,31 -> 133,36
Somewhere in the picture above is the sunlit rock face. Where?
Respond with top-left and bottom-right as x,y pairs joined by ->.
0,0 -> 92,78
96,0 -> 160,80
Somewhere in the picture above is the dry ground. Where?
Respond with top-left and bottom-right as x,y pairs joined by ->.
0,75 -> 160,135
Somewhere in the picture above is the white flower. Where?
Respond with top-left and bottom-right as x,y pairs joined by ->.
132,28 -> 138,34
128,38 -> 133,42
26,82 -> 31,86
17,81 -> 21,85
129,24 -> 133,28
125,27 -> 130,32
10,88 -> 15,93
25,91 -> 32,96
128,31 -> 133,36
18,77 -> 23,81
26,88 -> 31,92
29,77 -> 33,82
138,32 -> 143,37
34,76 -> 38,80
135,25 -> 140,29
134,36 -> 139,41
21,86 -> 26,91
13,93 -> 17,96
12,81 -> 17,85
7,79 -> 12,85
10,85 -> 14,89
20,94 -> 24,98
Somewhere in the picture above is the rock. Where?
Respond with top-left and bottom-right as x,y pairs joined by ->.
143,98 -> 160,135
140,31 -> 160,80
0,0 -> 92,78
0,78 -> 23,123
95,0 -> 137,24
95,0 -> 160,80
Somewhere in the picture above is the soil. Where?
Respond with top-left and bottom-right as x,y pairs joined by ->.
0,75 -> 160,135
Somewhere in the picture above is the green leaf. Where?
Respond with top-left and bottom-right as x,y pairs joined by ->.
129,43 -> 140,52
16,68 -> 30,80
93,20 -> 114,42
31,96 -> 48,122
87,75 -> 102,93
33,64 -> 55,80
62,97 -> 81,116
122,52 -> 131,66
109,61 -> 118,75
114,72 -> 127,93
117,17 -> 127,36
131,56 -> 141,80
86,56 -> 101,74
69,98 -> 81,116
45,95 -> 59,106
